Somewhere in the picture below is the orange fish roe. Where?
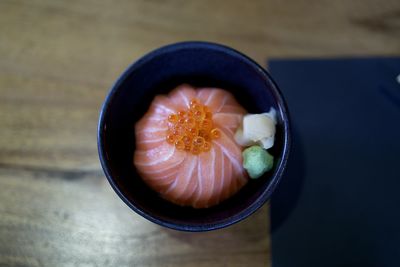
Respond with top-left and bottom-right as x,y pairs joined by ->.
166,99 -> 220,154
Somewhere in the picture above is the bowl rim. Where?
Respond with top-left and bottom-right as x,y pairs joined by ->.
97,41 -> 291,232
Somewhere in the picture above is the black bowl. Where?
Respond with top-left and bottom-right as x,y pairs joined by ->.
98,41 -> 291,231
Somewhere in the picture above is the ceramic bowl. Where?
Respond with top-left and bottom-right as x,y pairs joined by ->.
98,41 -> 291,231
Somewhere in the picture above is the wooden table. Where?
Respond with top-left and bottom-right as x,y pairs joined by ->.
1,0 -> 399,266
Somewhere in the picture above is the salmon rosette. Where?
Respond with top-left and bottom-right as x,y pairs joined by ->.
134,84 -> 248,208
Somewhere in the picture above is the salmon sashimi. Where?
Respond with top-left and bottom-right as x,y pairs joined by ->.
134,84 -> 248,208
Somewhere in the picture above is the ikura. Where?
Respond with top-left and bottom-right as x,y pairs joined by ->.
165,98 -> 220,154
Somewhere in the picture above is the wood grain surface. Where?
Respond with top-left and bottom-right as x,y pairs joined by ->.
1,0 -> 399,266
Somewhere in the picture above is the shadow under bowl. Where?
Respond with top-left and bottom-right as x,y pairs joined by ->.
98,41 -> 291,232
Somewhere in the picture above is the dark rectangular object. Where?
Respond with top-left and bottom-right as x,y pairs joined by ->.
269,58 -> 400,267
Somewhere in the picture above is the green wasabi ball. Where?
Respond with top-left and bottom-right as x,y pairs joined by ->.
242,145 -> 274,179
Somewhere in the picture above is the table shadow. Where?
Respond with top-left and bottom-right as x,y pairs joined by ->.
270,123 -> 305,233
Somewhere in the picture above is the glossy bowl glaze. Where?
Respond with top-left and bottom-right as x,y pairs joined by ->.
98,41 -> 291,231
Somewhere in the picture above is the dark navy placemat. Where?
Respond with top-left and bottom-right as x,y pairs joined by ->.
269,58 -> 400,267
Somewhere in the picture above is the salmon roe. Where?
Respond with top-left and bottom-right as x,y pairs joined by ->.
166,99 -> 221,154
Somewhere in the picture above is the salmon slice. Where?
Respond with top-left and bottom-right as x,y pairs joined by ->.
134,84 -> 248,208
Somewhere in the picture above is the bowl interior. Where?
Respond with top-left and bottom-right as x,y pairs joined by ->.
98,42 -> 290,231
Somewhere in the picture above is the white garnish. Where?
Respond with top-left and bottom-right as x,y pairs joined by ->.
234,108 -> 277,149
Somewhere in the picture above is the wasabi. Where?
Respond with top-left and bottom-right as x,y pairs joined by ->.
242,145 -> 274,179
